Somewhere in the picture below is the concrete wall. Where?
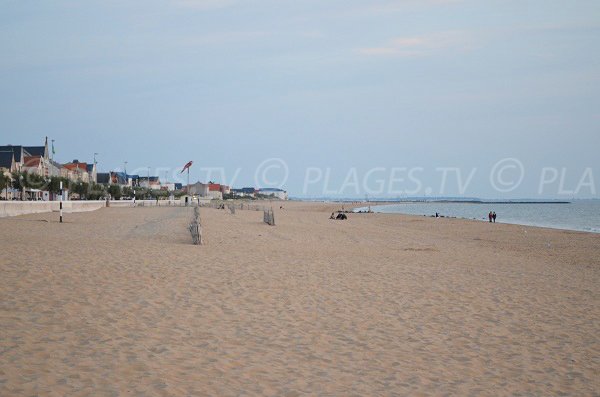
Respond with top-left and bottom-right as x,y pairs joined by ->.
0,200 -> 106,218
180,197 -> 212,206
0,198 -> 206,218
108,199 -> 186,207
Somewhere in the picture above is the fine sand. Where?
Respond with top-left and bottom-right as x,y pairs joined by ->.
0,201 -> 599,396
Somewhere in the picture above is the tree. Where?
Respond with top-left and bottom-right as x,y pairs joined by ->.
11,171 -> 23,190
72,182 -> 89,199
153,189 -> 168,199
24,172 -> 46,190
11,172 -> 25,200
132,187 -> 151,200
122,186 -> 132,197
49,176 -> 69,195
88,183 -> 106,200
107,185 -> 122,200
0,173 -> 10,199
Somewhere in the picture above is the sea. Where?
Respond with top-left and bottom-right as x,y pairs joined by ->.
354,200 -> 600,234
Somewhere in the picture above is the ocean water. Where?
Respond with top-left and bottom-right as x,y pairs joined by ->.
356,200 -> 600,233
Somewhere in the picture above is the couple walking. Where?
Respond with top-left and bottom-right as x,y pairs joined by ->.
488,211 -> 497,223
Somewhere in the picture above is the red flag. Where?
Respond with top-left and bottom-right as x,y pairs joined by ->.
180,160 -> 193,173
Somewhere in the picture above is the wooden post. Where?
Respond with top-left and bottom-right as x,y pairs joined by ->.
59,181 -> 63,223
189,205 -> 202,245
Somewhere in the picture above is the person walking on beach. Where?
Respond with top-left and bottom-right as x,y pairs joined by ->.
488,211 -> 493,222
492,212 -> 497,223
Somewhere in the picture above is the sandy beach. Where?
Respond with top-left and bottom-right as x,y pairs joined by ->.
0,201 -> 598,396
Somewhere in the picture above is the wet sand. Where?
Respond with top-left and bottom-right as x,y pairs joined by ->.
1,201 -> 599,396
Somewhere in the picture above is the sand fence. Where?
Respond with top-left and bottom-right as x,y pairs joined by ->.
200,200 -> 278,227
263,207 -> 275,226
188,205 -> 203,245
203,200 -> 276,225
109,199 -> 186,208
202,201 -> 266,212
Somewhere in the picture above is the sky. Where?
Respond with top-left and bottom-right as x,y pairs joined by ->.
1,0 -> 599,198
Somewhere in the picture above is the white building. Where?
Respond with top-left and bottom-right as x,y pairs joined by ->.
258,188 -> 288,200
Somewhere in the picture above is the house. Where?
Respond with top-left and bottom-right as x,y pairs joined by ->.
48,159 -> 63,177
0,139 -> 52,200
220,185 -> 231,195
187,182 -> 209,197
258,188 -> 288,200
138,176 -> 161,189
0,151 -> 16,173
63,160 -> 90,182
0,145 -> 27,172
0,137 -> 50,168
0,138 -> 49,171
231,187 -> 256,197
160,183 -> 176,191
110,171 -> 129,186
23,139 -> 49,160
97,172 -> 111,185
149,177 -> 160,190
22,156 -> 45,176
185,182 -> 222,199
207,183 -> 224,199
86,163 -> 97,184
128,174 -> 139,187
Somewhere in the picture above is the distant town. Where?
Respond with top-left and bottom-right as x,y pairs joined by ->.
0,138 -> 288,201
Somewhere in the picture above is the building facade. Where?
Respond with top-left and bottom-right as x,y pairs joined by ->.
258,188 -> 288,200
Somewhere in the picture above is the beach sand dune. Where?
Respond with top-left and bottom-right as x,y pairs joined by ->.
1,202 -> 599,396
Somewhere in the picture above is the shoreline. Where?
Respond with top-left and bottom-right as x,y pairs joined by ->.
357,209 -> 600,235
351,203 -> 600,235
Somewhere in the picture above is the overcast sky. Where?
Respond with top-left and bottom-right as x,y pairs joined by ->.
1,0 -> 599,198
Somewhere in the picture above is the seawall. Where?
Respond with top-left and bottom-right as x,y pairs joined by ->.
0,201 -> 106,218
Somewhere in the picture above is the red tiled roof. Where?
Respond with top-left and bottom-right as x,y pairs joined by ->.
208,183 -> 221,191
63,162 -> 88,171
23,156 -> 42,167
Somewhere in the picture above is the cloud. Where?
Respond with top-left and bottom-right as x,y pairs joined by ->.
357,30 -> 475,58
